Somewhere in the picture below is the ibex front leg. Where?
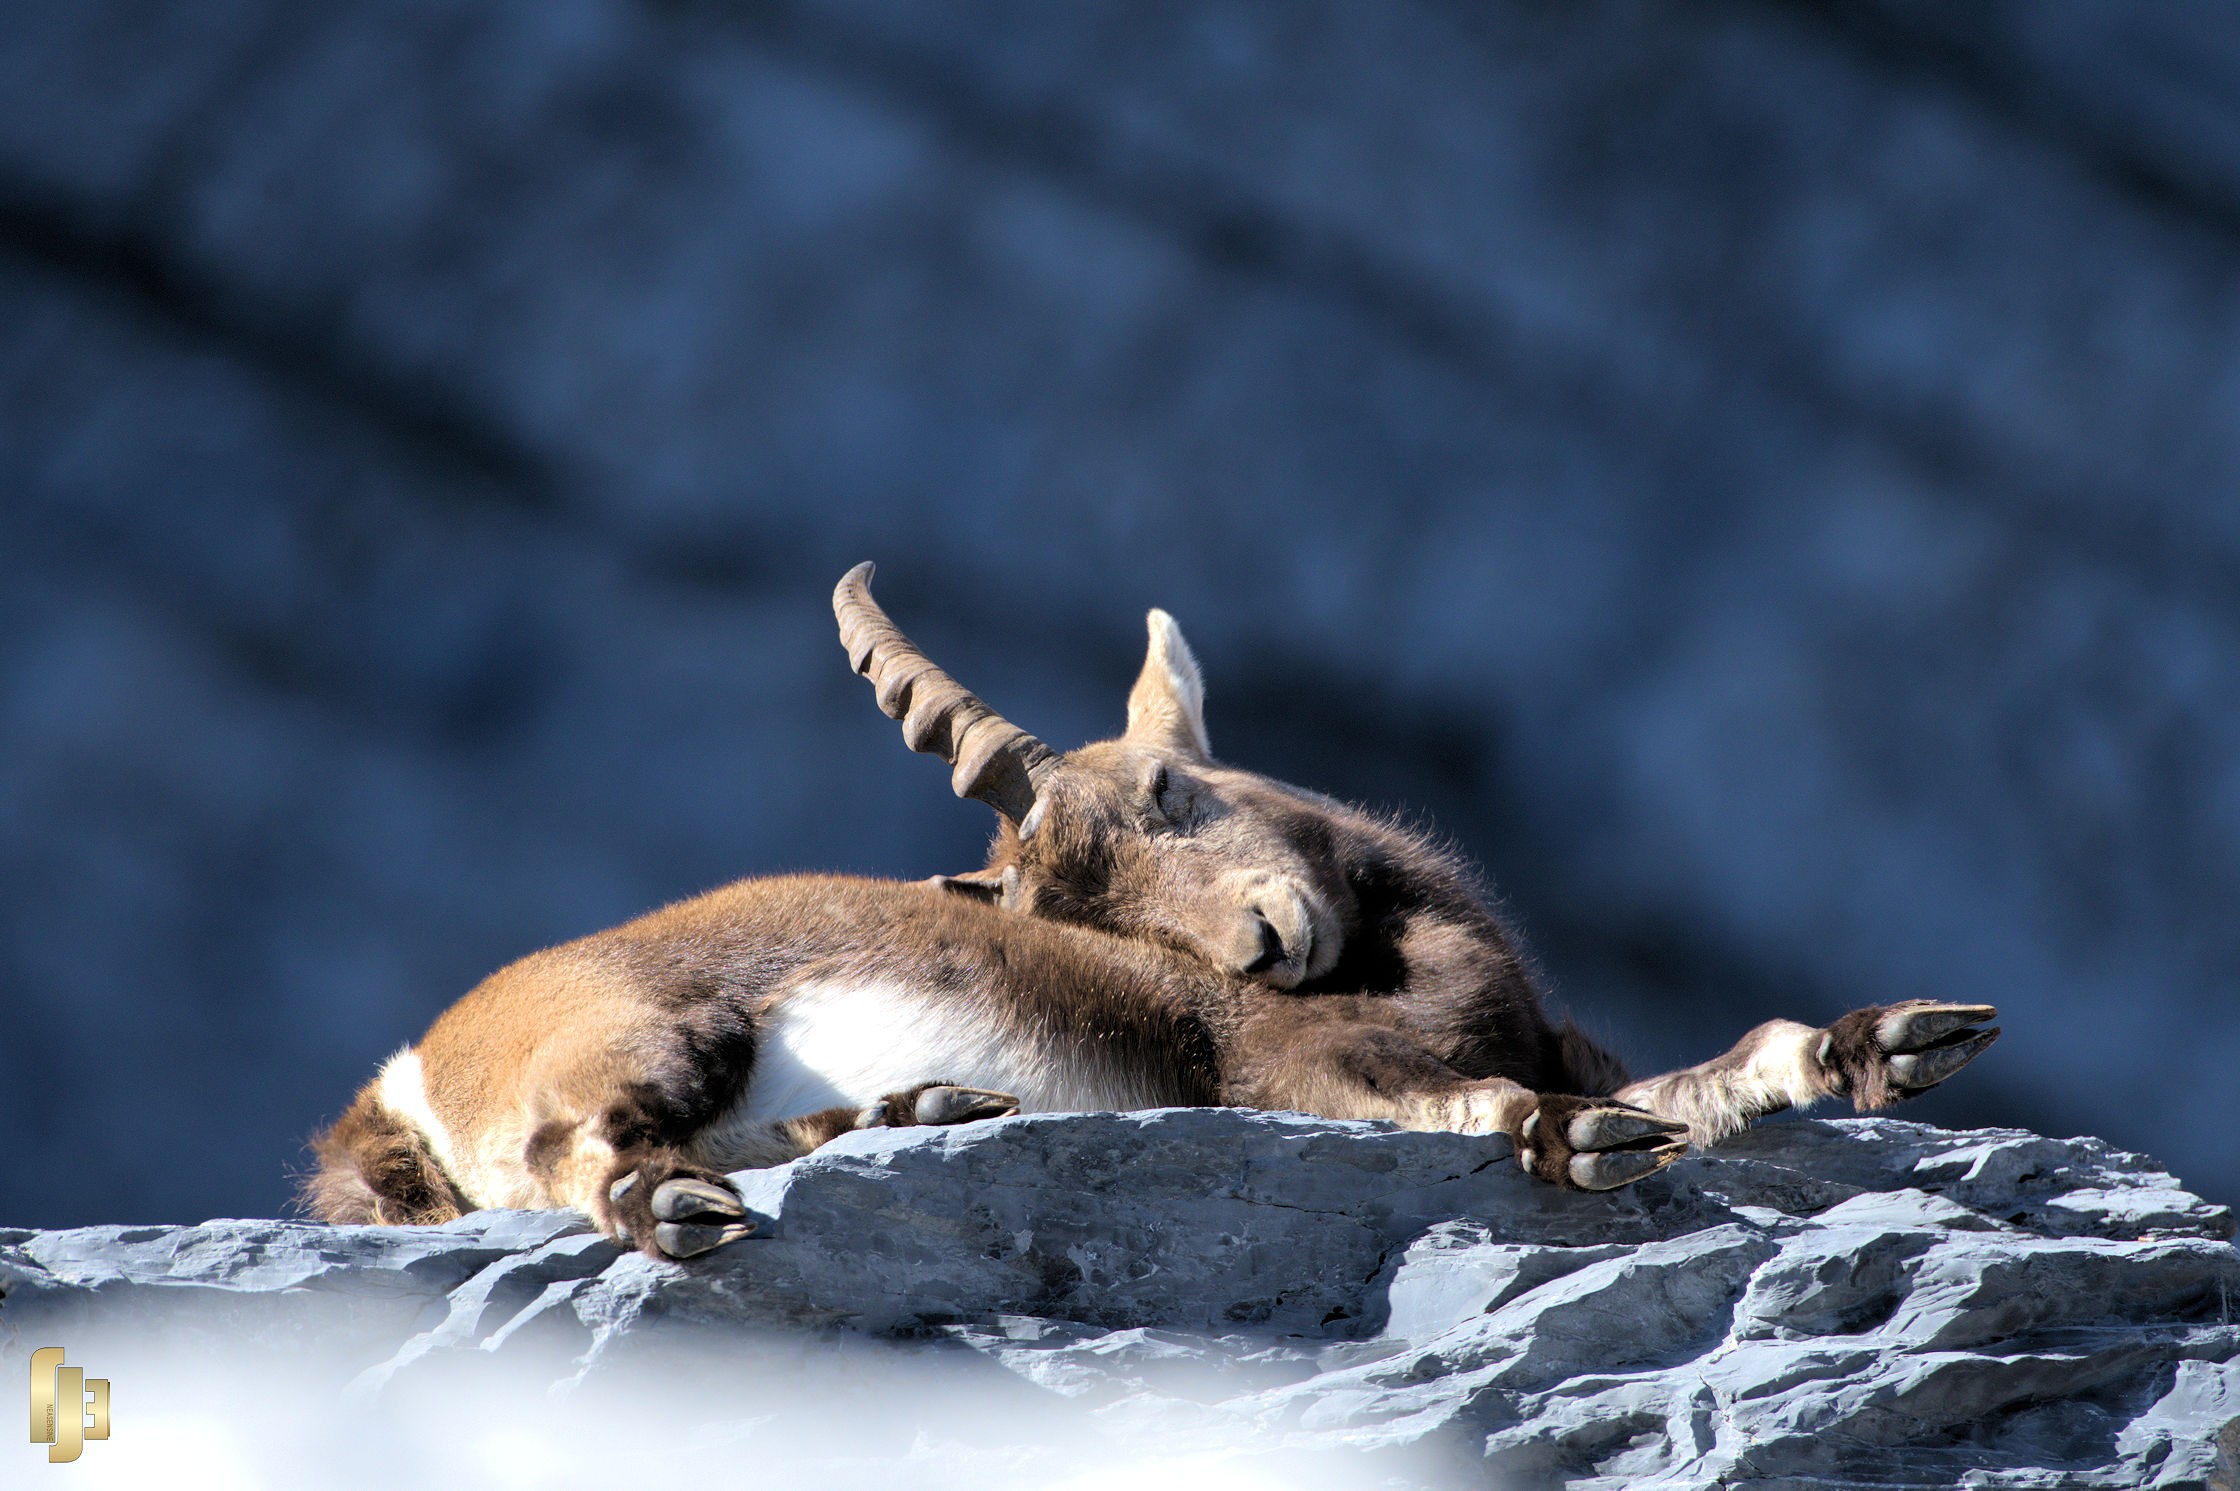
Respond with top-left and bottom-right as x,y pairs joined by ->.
606,1086 -> 1012,1258
1230,1020 -> 1688,1192
778,1082 -> 1023,1150
1615,1001 -> 1999,1145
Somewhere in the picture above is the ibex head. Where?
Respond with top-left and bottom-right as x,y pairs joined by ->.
835,563 -> 1348,988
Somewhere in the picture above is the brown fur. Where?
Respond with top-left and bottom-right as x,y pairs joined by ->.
307,575 -> 2000,1257
946,607 -> 1992,1160
302,1090 -> 467,1226
1820,1008 -> 1904,1111
982,744 -> 1593,1113
308,875 -> 1231,1256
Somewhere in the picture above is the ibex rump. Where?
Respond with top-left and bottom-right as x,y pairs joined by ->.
308,566 -> 1998,1259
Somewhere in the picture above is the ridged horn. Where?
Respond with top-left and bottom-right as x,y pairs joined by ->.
834,563 -> 1057,822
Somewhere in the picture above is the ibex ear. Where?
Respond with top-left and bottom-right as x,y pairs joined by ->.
924,865 -> 1024,909
1124,609 -> 1210,759
923,869 -> 1005,904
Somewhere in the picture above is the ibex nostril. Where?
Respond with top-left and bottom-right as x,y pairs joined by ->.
1241,914 -> 1287,974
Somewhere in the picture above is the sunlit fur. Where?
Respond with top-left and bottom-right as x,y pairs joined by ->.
983,618 -> 1991,1156
307,588 -> 1998,1258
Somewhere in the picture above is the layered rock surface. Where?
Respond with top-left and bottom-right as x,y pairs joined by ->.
4,1111 -> 2236,1489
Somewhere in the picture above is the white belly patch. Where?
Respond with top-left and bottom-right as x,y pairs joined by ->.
726,979 -> 1156,1123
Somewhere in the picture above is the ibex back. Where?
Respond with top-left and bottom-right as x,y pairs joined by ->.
307,565 -> 1999,1259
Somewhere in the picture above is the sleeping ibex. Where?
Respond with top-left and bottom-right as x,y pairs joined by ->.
308,565 -> 1998,1259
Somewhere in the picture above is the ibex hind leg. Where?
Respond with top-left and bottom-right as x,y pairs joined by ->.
302,1088 -> 468,1226
601,1083 -> 1021,1259
1552,1020 -> 1632,1098
544,1081 -> 757,1262
602,1154 -> 753,1261
1613,1003 -> 2001,1146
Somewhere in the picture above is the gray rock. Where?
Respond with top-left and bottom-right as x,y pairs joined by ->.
3,1111 -> 2233,1488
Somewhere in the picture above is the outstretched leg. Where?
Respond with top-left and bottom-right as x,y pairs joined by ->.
611,1083 -> 1019,1258
777,1082 -> 1023,1150
1614,1001 -> 1999,1144
1229,1018 -> 1689,1192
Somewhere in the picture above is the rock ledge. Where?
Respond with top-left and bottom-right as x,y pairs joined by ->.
4,1112 -> 2236,1489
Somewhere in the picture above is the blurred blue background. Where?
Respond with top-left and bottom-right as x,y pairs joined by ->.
4,1 -> 2237,1227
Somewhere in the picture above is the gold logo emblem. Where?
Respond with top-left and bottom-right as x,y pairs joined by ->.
27,1349 -> 109,1464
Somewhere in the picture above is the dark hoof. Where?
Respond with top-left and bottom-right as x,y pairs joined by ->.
1570,1147 -> 1686,1191
857,1083 -> 1022,1128
653,1220 -> 754,1258
609,1168 -> 755,1257
1888,1029 -> 2000,1091
1823,1000 -> 2001,1109
651,1176 -> 747,1223
1518,1096 -> 1691,1192
1878,1003 -> 1997,1052
912,1085 -> 1022,1125
1566,1107 -> 1689,1151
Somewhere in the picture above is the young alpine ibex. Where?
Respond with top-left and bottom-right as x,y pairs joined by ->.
307,564 -> 1999,1259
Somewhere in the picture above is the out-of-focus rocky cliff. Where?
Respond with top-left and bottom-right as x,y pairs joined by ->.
4,1 -> 2239,1231
4,1113 -> 2236,1488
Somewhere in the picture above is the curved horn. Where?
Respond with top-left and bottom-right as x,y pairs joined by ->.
834,563 -> 1056,822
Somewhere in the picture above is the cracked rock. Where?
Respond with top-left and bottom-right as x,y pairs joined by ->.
2,1111 -> 2234,1488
